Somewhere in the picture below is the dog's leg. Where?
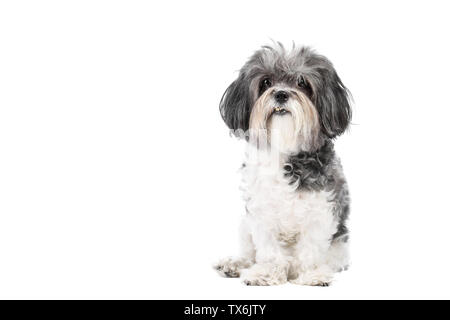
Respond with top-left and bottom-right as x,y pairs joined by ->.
289,229 -> 336,286
213,217 -> 255,278
239,226 -> 289,286
325,239 -> 350,273
290,238 -> 349,286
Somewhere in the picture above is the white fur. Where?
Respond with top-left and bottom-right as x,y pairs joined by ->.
214,143 -> 349,286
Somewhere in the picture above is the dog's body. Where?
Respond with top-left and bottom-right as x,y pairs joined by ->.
214,43 -> 352,286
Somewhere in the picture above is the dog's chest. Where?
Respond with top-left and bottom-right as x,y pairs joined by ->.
241,159 -> 334,231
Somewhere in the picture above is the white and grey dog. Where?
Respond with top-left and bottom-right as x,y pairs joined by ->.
214,43 -> 352,286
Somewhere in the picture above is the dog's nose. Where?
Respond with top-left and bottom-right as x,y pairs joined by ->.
274,90 -> 289,103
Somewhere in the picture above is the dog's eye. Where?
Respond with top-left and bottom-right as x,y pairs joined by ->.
297,76 -> 308,88
260,78 -> 272,92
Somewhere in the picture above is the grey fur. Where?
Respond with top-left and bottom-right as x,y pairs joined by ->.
284,139 -> 350,241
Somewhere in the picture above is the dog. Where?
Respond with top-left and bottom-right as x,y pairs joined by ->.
214,43 -> 352,286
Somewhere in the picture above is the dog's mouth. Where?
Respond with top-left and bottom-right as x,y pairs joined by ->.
271,106 -> 291,116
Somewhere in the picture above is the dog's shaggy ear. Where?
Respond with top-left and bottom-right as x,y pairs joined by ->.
219,74 -> 251,134
314,68 -> 352,138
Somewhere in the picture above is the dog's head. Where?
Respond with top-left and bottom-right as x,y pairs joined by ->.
220,43 -> 351,153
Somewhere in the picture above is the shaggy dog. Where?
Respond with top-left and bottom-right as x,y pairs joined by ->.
214,43 -> 352,286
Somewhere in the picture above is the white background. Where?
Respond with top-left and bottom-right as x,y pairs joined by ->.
1,0 -> 450,299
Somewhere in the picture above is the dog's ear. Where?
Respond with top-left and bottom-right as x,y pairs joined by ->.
315,68 -> 352,138
219,74 -> 251,134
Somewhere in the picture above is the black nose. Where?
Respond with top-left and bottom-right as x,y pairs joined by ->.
274,90 -> 289,103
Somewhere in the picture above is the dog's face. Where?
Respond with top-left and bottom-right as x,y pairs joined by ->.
220,43 -> 352,153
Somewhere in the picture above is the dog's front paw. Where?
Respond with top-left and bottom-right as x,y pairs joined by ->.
240,263 -> 288,286
213,257 -> 252,278
290,267 -> 334,287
